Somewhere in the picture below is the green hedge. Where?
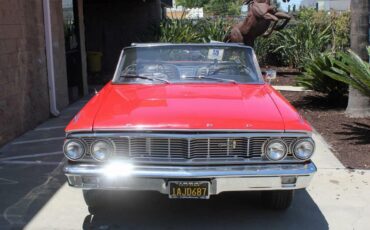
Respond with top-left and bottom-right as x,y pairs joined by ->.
160,9 -> 350,68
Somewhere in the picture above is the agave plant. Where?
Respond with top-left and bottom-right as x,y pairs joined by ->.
297,53 -> 348,98
324,47 -> 370,97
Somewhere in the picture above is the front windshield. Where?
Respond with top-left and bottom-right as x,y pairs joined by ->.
113,45 -> 263,84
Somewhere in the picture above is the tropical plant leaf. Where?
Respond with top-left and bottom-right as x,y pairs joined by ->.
297,53 -> 348,98
322,48 -> 370,97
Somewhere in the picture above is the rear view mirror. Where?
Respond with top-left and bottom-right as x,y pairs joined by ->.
263,69 -> 277,84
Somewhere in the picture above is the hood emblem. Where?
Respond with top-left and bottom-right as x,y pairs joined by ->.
73,114 -> 80,123
206,123 -> 213,128
245,124 -> 253,128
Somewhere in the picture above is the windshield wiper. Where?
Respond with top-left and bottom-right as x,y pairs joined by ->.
120,75 -> 170,84
184,76 -> 237,84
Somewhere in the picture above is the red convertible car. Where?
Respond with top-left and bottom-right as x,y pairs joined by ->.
63,43 -> 316,213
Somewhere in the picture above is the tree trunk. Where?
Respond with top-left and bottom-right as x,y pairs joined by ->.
346,0 -> 370,118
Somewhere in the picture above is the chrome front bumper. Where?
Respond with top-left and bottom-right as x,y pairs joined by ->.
64,161 -> 317,195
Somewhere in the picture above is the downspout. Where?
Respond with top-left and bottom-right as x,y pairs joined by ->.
43,0 -> 60,116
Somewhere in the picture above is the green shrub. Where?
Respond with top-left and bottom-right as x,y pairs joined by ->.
158,9 -> 350,71
197,18 -> 232,42
159,18 -> 231,43
255,9 -> 350,67
159,19 -> 202,43
254,33 -> 283,66
296,9 -> 350,51
330,11 -> 350,51
204,0 -> 244,16
324,48 -> 370,97
297,53 -> 348,98
272,21 -> 332,68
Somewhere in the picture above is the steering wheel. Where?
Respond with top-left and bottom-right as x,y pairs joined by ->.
195,60 -> 220,77
210,64 -> 253,76
155,63 -> 180,80
209,65 -> 238,75
122,64 -> 137,75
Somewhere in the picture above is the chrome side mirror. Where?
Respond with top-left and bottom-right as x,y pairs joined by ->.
263,69 -> 277,84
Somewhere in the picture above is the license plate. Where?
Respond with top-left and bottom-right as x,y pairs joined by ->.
169,181 -> 210,199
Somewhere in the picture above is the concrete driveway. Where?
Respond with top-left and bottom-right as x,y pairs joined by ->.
0,98 -> 369,230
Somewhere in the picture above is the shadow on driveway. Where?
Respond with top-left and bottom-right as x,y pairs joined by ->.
82,190 -> 328,230
0,98 -> 90,230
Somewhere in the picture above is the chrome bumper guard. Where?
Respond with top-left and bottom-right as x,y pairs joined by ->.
64,161 -> 317,195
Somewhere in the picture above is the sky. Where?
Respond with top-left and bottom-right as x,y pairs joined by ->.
172,0 -> 308,13
279,0 -> 304,12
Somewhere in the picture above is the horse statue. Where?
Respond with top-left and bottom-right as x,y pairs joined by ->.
225,0 -> 291,47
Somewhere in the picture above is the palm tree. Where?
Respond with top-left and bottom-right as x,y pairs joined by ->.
346,0 -> 370,117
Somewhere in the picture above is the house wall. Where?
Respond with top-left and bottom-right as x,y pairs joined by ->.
317,0 -> 350,11
84,0 -> 162,76
0,0 -> 68,146
301,0 -> 351,11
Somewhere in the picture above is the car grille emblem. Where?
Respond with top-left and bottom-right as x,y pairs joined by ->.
218,140 -> 237,149
232,140 -> 237,149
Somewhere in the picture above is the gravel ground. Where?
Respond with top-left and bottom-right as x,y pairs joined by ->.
272,75 -> 298,86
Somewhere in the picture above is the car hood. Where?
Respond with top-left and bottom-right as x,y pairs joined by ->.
87,83 -> 294,131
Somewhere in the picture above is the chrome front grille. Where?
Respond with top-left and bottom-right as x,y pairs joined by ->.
80,136 -> 298,160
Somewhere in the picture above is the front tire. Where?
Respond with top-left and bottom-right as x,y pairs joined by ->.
261,190 -> 294,210
83,190 -> 105,214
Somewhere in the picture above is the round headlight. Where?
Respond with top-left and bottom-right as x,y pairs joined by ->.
293,138 -> 315,160
63,139 -> 85,160
264,139 -> 288,161
91,140 -> 114,161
